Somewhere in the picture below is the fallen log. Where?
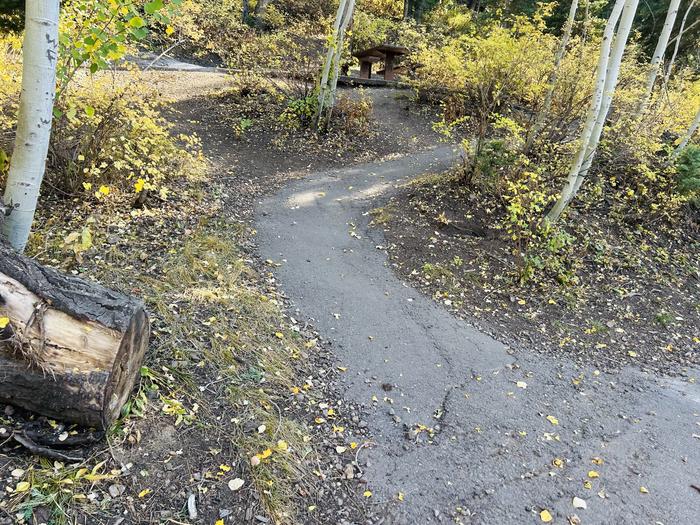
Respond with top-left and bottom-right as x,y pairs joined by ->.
0,242 -> 149,429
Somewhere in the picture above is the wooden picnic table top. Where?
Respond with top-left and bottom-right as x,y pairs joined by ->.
353,44 -> 409,60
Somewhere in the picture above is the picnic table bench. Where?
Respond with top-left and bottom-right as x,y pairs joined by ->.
353,44 -> 409,81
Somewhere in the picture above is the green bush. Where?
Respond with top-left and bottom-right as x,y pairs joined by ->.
676,145 -> 700,196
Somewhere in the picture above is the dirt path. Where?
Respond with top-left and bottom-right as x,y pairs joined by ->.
255,147 -> 700,524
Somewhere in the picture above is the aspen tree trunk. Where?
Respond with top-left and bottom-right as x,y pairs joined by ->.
573,0 -> 639,194
316,0 -> 349,129
242,0 -> 250,22
327,0 -> 356,118
662,0 -> 696,93
672,106 -> 700,159
636,0 -> 681,116
524,0 -> 579,152
546,0 -> 626,222
2,1 -> 59,252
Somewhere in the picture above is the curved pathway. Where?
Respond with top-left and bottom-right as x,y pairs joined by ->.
256,146 -> 700,524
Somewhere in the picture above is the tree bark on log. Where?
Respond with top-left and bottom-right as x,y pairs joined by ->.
0,242 -> 149,429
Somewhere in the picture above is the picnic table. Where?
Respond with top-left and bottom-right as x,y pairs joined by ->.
353,44 -> 409,81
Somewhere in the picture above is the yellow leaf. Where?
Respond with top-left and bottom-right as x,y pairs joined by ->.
588,470 -> 599,478
0,317 -> 10,329
276,440 -> 288,451
215,520 -> 224,525
275,332 -> 284,339
15,481 -> 30,492
363,490 -> 372,498
640,486 -> 649,494
583,480 -> 592,489
138,488 -> 151,498
627,351 -> 637,357
397,492 -> 405,501
134,178 -> 145,193
591,457 -> 604,465
82,182 -> 92,191
546,415 -> 559,426
540,509 -> 553,522
551,458 -> 564,468
165,25 -> 175,36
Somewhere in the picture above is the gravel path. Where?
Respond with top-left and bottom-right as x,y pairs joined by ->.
256,145 -> 700,524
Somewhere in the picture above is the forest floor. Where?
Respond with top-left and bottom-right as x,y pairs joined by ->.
1,59 -> 699,525
0,66 -> 443,525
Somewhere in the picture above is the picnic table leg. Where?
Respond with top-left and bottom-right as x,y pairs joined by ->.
360,60 -> 372,79
384,52 -> 396,80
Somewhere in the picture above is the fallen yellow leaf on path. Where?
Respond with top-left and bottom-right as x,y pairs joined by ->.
540,509 -> 553,522
546,415 -> 559,426
640,486 -> 649,494
588,470 -> 600,478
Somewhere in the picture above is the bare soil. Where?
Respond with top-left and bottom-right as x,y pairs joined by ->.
377,172 -> 700,375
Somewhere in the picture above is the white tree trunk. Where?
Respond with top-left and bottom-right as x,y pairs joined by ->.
525,0 -> 578,151
546,0 -> 626,222
636,0 -> 681,116
316,0 -> 348,129
573,0 -> 639,193
662,0 -> 696,93
327,0 -> 356,116
672,106 -> 700,159
2,1 -> 60,252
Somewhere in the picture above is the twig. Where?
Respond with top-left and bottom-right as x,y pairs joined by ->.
13,432 -> 85,462
353,440 -> 374,476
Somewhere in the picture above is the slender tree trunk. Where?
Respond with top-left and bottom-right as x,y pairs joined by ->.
2,1 -> 60,252
316,0 -> 349,129
546,0 -> 626,222
326,0 -> 355,121
672,106 -> 700,159
524,0 -> 579,152
242,0 -> 250,23
662,0 -> 696,93
404,0 -> 411,20
573,0 -> 639,195
636,0 -> 681,116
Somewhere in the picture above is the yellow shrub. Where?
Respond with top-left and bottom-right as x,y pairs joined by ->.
47,73 -> 205,199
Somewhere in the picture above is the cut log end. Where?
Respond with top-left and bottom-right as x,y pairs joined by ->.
0,242 -> 150,429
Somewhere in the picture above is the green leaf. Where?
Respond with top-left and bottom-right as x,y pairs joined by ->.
145,0 -> 164,14
130,27 -> 149,40
84,105 -> 95,118
128,16 -> 145,28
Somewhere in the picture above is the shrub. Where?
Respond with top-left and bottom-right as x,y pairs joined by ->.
46,74 -> 204,200
331,90 -> 374,137
677,145 -> 700,197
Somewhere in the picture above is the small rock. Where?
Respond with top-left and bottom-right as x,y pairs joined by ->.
343,464 -> 355,480
187,494 -> 197,520
108,484 -> 125,498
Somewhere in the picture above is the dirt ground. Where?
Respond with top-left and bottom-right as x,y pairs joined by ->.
0,69 -> 442,525
376,171 -> 700,375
